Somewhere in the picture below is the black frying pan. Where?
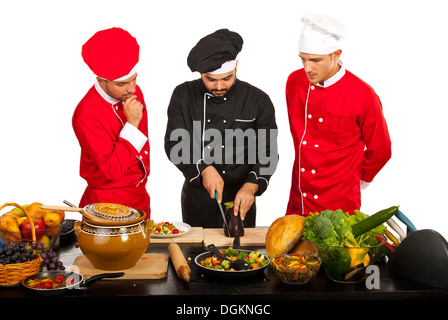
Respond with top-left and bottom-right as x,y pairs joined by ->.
22,270 -> 124,295
194,248 -> 269,279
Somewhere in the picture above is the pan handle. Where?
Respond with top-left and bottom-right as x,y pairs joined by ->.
84,272 -> 125,287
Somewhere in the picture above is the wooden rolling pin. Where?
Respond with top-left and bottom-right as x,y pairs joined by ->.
168,243 -> 191,282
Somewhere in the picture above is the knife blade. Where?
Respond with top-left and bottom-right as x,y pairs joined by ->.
232,234 -> 240,249
215,191 -> 230,237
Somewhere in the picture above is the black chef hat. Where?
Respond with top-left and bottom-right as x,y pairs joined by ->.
187,29 -> 243,73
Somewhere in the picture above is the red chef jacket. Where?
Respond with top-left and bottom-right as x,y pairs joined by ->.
72,82 -> 151,217
285,65 -> 391,216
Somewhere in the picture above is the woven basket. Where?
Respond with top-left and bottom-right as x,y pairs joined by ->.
0,202 -> 42,286
0,255 -> 42,286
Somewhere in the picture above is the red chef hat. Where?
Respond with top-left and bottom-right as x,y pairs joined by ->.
82,27 -> 139,81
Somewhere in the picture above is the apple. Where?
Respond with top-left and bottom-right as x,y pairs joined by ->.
21,218 -> 46,240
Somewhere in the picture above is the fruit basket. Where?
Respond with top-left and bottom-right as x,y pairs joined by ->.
0,202 -> 64,250
0,203 -> 44,286
0,254 -> 42,286
1,225 -> 62,250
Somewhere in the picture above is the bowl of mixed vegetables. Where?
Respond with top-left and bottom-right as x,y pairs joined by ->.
195,247 -> 269,279
270,253 -> 321,284
303,208 -> 390,283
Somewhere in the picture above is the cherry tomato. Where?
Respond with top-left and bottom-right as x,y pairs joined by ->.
172,229 -> 179,234
44,281 -> 53,289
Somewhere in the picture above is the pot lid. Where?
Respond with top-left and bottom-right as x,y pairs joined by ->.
83,203 -> 145,226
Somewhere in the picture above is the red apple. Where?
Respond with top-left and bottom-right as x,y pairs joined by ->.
21,218 -> 46,240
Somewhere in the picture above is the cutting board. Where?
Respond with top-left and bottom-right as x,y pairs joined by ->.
150,227 -> 203,243
70,253 -> 168,279
203,227 -> 268,247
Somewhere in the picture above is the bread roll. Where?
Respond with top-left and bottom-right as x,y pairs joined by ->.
289,239 -> 317,255
265,215 -> 305,258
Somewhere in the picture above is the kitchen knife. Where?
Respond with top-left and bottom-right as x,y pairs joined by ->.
233,234 -> 240,249
215,191 -> 230,237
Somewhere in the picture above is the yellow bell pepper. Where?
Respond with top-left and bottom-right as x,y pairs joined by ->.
346,248 -> 370,269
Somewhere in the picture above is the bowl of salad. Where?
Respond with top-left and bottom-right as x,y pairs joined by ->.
312,239 -> 386,283
195,247 -> 269,279
303,209 -> 388,283
270,253 -> 321,284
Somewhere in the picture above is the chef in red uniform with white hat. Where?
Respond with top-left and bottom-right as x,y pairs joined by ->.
72,27 -> 151,218
285,12 -> 392,216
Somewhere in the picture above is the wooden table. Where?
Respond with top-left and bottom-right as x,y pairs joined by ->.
1,229 -> 447,315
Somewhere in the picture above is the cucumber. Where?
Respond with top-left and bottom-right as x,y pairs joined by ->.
351,206 -> 399,237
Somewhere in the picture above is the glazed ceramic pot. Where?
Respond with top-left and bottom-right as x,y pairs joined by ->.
74,218 -> 154,270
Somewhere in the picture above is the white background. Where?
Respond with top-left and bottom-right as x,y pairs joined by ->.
1,0 -> 447,240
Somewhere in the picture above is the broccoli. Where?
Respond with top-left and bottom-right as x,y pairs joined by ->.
237,250 -> 249,260
221,260 -> 231,270
327,209 -> 346,231
312,215 -> 340,246
302,209 -> 359,247
338,225 -> 359,247
223,247 -> 239,257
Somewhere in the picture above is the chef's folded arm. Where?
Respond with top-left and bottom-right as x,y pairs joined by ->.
74,113 -> 142,181
360,93 -> 392,186
120,122 -> 148,153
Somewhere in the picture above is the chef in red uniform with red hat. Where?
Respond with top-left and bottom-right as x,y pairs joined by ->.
72,27 -> 151,218
285,13 -> 392,216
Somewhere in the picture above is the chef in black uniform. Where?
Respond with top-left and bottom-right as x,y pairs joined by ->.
164,29 -> 278,228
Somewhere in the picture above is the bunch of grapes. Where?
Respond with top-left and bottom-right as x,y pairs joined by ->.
0,241 -> 65,271
40,247 -> 65,271
0,241 -> 35,265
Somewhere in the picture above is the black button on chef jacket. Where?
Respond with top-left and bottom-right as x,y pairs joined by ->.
164,78 -> 279,227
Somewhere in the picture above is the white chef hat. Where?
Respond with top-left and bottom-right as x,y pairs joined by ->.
298,12 -> 346,55
207,59 -> 238,75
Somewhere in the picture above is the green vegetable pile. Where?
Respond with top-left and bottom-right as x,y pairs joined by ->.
302,208 -> 394,282
302,209 -> 386,248
199,247 -> 269,271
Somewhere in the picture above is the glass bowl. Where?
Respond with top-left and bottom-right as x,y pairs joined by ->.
0,223 -> 62,250
270,253 -> 321,284
312,235 -> 386,283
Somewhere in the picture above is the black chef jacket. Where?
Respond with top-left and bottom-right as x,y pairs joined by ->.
164,78 -> 278,227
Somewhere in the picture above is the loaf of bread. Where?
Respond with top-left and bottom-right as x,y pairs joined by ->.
265,214 -> 306,258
